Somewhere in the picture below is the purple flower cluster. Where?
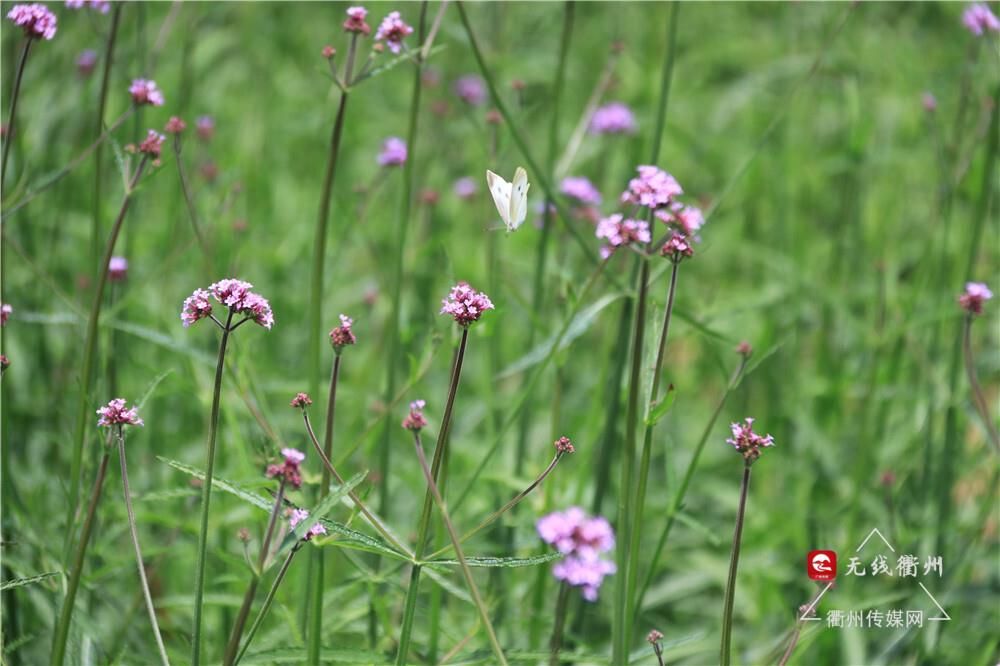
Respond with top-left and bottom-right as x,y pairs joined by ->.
76,49 -> 97,76
343,6 -> 371,35
266,447 -> 306,489
289,509 -> 327,541
959,282 -> 993,315
726,418 -> 775,464
440,282 -> 494,326
621,165 -> 682,209
454,75 -> 487,106
402,399 -> 428,431
589,102 -> 636,135
962,3 -> 1000,35
595,214 -> 651,259
181,279 -> 274,329
661,233 -> 693,262
290,392 -> 312,409
97,398 -> 144,428
656,202 -> 704,238
537,507 -> 616,601
560,176 -> 602,206
7,3 -> 57,39
453,176 -> 477,200
377,137 -> 407,167
375,11 -> 413,54
329,314 -> 357,351
196,116 -> 214,141
66,0 -> 109,13
129,79 -> 164,107
1,303 -> 11,327
108,256 -> 127,281
138,130 -> 165,158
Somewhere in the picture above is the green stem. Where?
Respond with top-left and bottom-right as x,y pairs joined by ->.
963,315 -> 1000,452
49,450 -> 110,666
90,2 -> 123,272
411,431 -> 508,665
395,326 -> 469,665
172,134 -> 207,255
116,428 -> 170,666
635,354 -> 749,615
224,478 -> 286,666
64,156 -> 148,558
191,308 -> 235,666
233,545 -> 303,665
720,465 -> 752,666
548,582 -> 571,666
1,38 -> 32,190
612,258 -> 649,663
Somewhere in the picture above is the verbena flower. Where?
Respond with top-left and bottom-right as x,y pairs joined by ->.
266,448 -> 305,488
621,165 -> 682,209
305,522 -> 327,541
0,355 -> 9,373
196,116 -> 214,141
108,256 -> 128,281
138,130 -> 165,157
959,281 -> 993,314
129,78 -> 164,106
595,214 -> 650,259
655,201 -> 704,239
322,45 -> 336,59
454,74 -> 486,106
647,630 -> 664,645
329,314 -> 356,351
726,417 -> 775,464
589,102 -> 636,135
165,116 -> 186,134
454,177 -> 477,199
962,3 -> 1000,35
537,507 -> 616,601
661,233 -> 693,262
374,11 -> 412,54
65,0 -> 108,13
180,289 -> 213,327
343,6 -> 371,35
7,4 -> 57,40
377,137 -> 407,167
205,278 -> 274,329
922,92 -> 938,113
1,303 -> 11,327
290,392 -> 312,409
76,49 -> 97,76
96,398 -> 144,427
289,508 -> 309,528
440,282 -> 494,326
402,399 -> 427,431
553,436 -> 575,454
560,176 -> 602,206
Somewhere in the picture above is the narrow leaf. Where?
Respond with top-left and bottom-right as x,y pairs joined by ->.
644,384 -> 678,427
0,571 -> 60,591
427,552 -> 562,569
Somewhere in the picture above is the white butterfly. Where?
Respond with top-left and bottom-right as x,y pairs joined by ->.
486,167 -> 530,232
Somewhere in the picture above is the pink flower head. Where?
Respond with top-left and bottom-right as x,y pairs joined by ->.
596,214 -> 650,259
290,392 -> 312,409
129,78 -> 164,107
322,45 -> 336,59
196,116 -> 214,141
655,201 -> 704,239
726,417 -> 775,464
282,447 -> 306,465
0,355 -> 9,373
959,281 -> 993,314
402,399 -> 428,431
661,233 -> 693,262
377,136 -> 407,167
375,10 -> 412,53
922,92 -> 938,113
962,3 -> 1000,35
240,292 -> 275,329
560,176 -> 602,206
266,448 -> 305,488
76,49 -> 97,76
440,282 -> 494,326
207,278 -> 274,329
96,398 -> 144,427
108,256 -> 128,281
454,75 -> 487,106
589,102 -> 636,135
329,314 -> 356,351
343,6 -> 371,35
305,522 -> 327,541
621,165 -> 683,209
454,177 -> 477,200
537,507 -> 616,601
66,0 -> 109,12
181,289 -> 213,327
1,303 -> 11,327
7,4 -> 57,40
554,436 -> 575,454
138,130 -> 165,157
165,116 -> 186,134
289,508 -> 309,528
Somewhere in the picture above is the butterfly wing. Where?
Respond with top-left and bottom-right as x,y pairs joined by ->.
507,166 -> 530,231
486,170 -> 512,227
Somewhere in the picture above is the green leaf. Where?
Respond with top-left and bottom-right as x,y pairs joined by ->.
0,571 -> 60,591
160,457 -> 271,511
239,647 -> 393,664
136,369 -> 174,409
644,384 -> 678,427
352,44 -> 447,87
287,473 -> 367,543
426,552 -> 562,569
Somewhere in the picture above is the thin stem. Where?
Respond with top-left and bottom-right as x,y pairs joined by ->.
612,258 -> 649,663
301,411 -> 410,556
172,134 -> 207,254
90,3 -> 123,271
635,354 -> 749,615
395,327 -> 470,665
963,315 -> 1000,452
627,260 -> 679,626
191,308 -> 235,666
428,451 -> 566,560
720,465 -> 752,666
223,478 -> 287,666
411,431 -> 507,665
1,38 -> 32,191
776,584 -> 827,666
548,582 -> 571,666
116,428 -> 170,666
233,545 -> 303,665
49,451 -> 110,666
64,156 -> 149,558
